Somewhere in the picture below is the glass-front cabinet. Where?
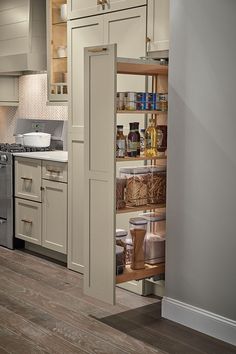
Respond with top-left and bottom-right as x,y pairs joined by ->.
84,44 -> 168,305
47,0 -> 68,103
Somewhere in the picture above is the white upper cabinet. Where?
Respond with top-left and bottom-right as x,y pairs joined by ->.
0,76 -> 18,106
0,0 -> 46,73
67,0 -> 146,20
147,0 -> 169,52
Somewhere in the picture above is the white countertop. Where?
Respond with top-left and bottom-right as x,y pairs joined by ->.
13,151 -> 68,163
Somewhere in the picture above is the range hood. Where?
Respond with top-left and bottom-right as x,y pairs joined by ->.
0,0 -> 46,74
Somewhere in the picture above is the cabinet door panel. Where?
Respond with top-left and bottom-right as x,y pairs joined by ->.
84,44 -> 116,305
42,179 -> 67,254
68,16 -> 103,133
15,198 -> 41,245
147,0 -> 169,52
68,0 -> 146,19
68,138 -> 84,272
15,158 -> 42,202
68,0 -> 103,20
0,76 -> 18,104
104,6 -> 146,129
67,16 -> 103,273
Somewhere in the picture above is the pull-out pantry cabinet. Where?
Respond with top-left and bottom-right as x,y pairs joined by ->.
84,44 -> 168,304
15,157 -> 68,254
67,0 -> 146,20
68,5 -> 146,273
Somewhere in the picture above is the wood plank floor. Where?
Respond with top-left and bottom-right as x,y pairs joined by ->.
0,247 -> 235,354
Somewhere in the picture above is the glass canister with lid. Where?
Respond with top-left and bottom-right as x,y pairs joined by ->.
129,217 -> 148,270
139,212 -> 166,265
120,166 -> 149,206
147,165 -> 167,205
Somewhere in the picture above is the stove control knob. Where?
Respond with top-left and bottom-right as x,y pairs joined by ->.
0,154 -> 8,162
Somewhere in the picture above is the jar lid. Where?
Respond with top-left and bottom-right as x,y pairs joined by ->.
116,245 -> 124,254
129,217 -> 148,226
120,167 -> 150,174
116,229 -> 128,238
149,166 -> 166,172
139,211 -> 166,222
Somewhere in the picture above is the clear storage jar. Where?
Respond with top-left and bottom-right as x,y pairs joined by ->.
129,217 -> 147,270
139,212 -> 166,264
116,178 -> 126,209
147,166 -> 166,205
120,167 -> 149,206
116,245 -> 125,275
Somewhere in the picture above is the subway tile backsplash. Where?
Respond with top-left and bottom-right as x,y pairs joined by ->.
0,73 -> 68,143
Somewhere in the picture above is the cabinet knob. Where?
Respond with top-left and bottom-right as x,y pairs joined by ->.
146,37 -> 151,43
40,186 -> 45,191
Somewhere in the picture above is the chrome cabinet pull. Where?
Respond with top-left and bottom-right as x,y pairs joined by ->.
0,218 -> 7,224
21,177 -> 33,181
21,219 -> 33,224
88,47 -> 107,53
47,168 -> 60,173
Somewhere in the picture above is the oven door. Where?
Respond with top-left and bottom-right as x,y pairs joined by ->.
0,164 -> 13,249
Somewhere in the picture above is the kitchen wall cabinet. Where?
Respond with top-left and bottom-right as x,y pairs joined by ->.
0,0 -> 46,73
84,44 -> 168,304
67,6 -> 146,274
47,0 -> 68,103
0,77 -> 19,106
15,157 -> 68,254
67,0 -> 146,20
147,0 -> 169,53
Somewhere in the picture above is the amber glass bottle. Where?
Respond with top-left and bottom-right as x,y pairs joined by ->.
145,118 -> 157,157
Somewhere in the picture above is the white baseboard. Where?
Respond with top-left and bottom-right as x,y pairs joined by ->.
162,297 -> 236,346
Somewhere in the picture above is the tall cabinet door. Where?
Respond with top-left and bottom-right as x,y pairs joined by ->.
67,16 -> 103,273
147,0 -> 169,52
84,45 -> 116,305
104,6 -> 146,105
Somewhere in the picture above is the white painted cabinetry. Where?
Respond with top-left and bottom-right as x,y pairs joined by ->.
83,45 -> 167,304
147,0 -> 169,52
67,0 -> 146,20
68,6 -> 146,274
0,77 -> 19,106
42,179 -> 67,254
15,157 -> 68,254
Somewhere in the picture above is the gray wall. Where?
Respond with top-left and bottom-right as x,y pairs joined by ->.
166,0 -> 236,320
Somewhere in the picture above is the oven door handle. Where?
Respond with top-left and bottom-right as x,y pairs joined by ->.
0,218 -> 7,224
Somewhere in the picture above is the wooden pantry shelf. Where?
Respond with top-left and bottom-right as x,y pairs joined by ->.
117,204 -> 166,214
117,110 -> 167,114
117,58 -> 168,76
116,263 -> 165,284
116,156 -> 167,162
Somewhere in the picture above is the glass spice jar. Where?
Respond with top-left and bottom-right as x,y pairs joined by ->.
116,125 -> 126,158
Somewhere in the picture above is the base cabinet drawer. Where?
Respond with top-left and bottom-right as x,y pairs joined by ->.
15,158 -> 42,202
15,198 -> 42,245
42,161 -> 68,183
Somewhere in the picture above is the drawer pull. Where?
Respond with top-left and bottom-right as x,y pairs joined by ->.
21,219 -> 33,224
47,168 -> 60,173
88,47 -> 107,53
21,177 -> 33,181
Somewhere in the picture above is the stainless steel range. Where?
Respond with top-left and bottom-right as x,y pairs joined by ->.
0,119 -> 67,249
